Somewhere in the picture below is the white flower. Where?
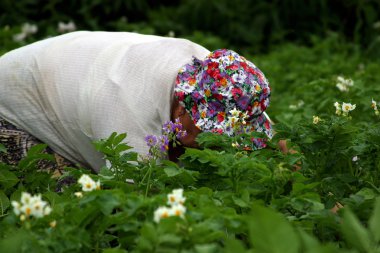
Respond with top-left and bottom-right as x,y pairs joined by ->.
11,201 -> 22,216
342,102 -> 356,113
29,194 -> 43,205
352,156 -> 359,162
169,204 -> 186,218
57,21 -> 76,33
232,142 -> 240,148
229,107 -> 241,117
20,203 -> 33,217
313,116 -> 321,124
334,102 -> 342,115
181,84 -> 195,93
373,21 -> 380,29
31,200 -> 47,218
154,206 -> 170,223
50,220 -> 57,228
43,206 -> 52,216
74,192 -> 83,198
227,116 -> 239,126
336,83 -> 349,92
167,189 -> 186,206
13,23 -> 38,42
21,23 -> 38,35
289,100 -> 304,110
154,188 -> 188,223
78,174 -> 100,192
372,99 -> 378,111
12,192 -> 52,218
241,111 -> 249,119
336,76 -> 354,92
13,33 -> 27,42
20,192 -> 32,205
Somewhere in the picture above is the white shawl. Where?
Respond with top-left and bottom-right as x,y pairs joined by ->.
0,31 -> 210,172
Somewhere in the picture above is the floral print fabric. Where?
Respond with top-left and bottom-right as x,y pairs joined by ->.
174,49 -> 272,149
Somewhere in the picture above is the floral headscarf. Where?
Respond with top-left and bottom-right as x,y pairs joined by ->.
174,49 -> 272,150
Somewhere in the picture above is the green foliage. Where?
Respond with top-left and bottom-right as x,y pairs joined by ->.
1,1 -> 380,57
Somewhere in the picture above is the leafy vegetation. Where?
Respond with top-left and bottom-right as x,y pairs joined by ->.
1,6 -> 380,252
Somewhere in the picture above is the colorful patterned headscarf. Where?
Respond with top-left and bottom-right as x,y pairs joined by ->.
174,49 -> 272,149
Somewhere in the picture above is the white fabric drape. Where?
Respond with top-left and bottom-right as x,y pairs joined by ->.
0,31 -> 210,172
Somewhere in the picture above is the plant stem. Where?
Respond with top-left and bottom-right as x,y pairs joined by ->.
145,163 -> 153,197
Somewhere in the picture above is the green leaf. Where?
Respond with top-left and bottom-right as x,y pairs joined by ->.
0,169 -> 19,189
137,223 -> 157,251
26,143 -> 48,155
248,205 -> 300,253
0,143 -> 7,153
0,190 -> 10,215
43,191 -> 62,207
369,197 -> 380,242
164,167 -> 181,177
355,188 -> 377,200
232,195 -> 249,208
114,143 -> 132,154
113,133 -> 127,146
341,208 -> 372,252
194,243 -> 219,253
102,249 -> 128,253
223,238 -> 247,253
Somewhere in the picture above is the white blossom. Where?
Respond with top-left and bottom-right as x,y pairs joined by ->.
78,174 -> 101,192
336,76 -> 354,92
372,99 -> 378,110
334,102 -> 342,115
12,192 -> 51,219
167,30 -> 175,37
229,107 -> 241,117
313,116 -> 321,124
50,220 -> 57,228
169,204 -> 186,218
372,98 -> 378,116
154,206 -> 170,223
74,192 -> 83,198
11,201 -> 22,216
167,189 -> 186,206
13,23 -> 38,42
341,102 -> 356,113
373,21 -> 380,29
154,188 -> 187,223
21,23 -> 38,34
57,21 -> 76,33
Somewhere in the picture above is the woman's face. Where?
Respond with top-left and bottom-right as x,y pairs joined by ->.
177,110 -> 202,148
171,99 -> 201,148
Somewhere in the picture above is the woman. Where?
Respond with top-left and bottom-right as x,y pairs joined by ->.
0,31 -> 274,173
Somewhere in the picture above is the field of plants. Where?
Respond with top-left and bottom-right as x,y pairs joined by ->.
1,2 -> 380,252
